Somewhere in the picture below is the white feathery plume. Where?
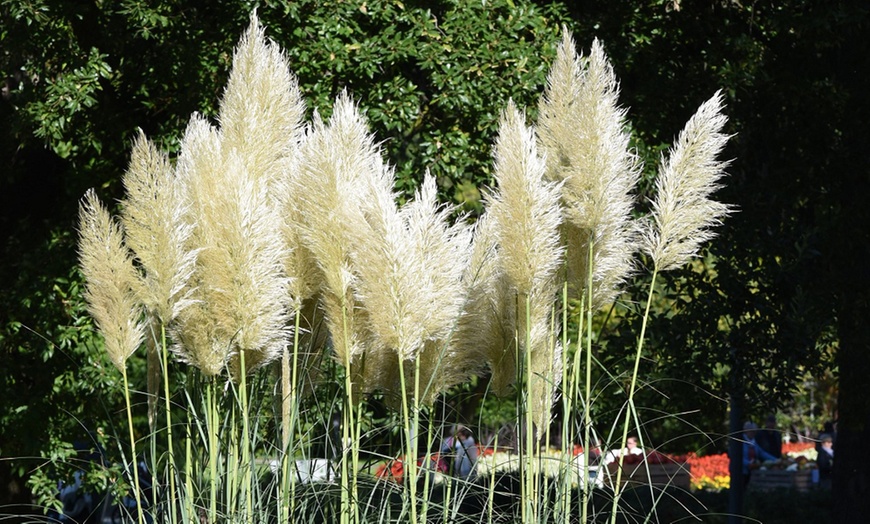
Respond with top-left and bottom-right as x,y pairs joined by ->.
454,213 -> 515,394
372,173 -> 476,402
488,101 -> 564,299
78,189 -> 145,372
120,130 -> 197,325
349,164 -> 417,364
276,132 -> 322,311
169,116 -> 228,376
353,173 -> 471,364
172,114 -> 290,377
643,91 -> 733,271
537,31 -> 640,308
486,101 -> 564,435
294,94 -> 376,371
400,174 -> 473,349
219,13 -> 312,311
219,13 -> 306,190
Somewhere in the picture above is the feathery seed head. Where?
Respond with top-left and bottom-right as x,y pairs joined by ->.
121,130 -> 197,325
643,91 -> 733,272
219,13 -> 306,190
171,112 -> 291,378
538,31 -> 640,307
488,101 -> 564,298
453,214 -> 515,394
293,93 -> 379,368
276,124 -> 323,311
78,189 -> 145,372
485,101 -> 565,412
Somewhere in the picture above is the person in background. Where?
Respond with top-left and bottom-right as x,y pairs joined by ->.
755,414 -> 782,459
441,425 -> 479,478
603,436 -> 644,464
817,433 -> 834,489
742,421 -> 777,487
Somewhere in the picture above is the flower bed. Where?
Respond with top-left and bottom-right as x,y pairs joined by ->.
669,452 -> 730,491
373,442 -> 821,492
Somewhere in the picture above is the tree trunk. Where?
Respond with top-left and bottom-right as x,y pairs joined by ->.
727,348 -> 744,524
832,7 -> 870,519
833,295 -> 870,522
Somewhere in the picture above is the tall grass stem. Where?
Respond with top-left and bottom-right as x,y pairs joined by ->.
121,366 -> 146,524
609,268 -> 658,523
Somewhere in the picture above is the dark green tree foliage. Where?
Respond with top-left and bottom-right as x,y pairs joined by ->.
262,0 -> 568,208
564,0 -> 869,518
556,0 -> 852,444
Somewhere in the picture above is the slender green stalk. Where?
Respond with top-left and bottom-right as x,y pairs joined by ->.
280,449 -> 291,524
419,376 -> 432,521
339,303 -> 358,524
487,432 -> 498,524
207,379 -> 218,524
228,407 -> 238,516
353,386 -> 363,523
442,470 -> 452,524
158,323 -> 178,524
290,313 -> 301,506
184,425 -> 194,524
609,268 -> 658,523
516,294 -> 527,524
569,298 -> 586,521
340,386 -> 350,524
239,349 -> 252,522
121,366 -> 145,524
397,355 -> 419,524
582,239 -> 594,524
541,304 -> 556,522
559,281 -> 571,524
282,311 -> 302,523
523,293 -> 537,524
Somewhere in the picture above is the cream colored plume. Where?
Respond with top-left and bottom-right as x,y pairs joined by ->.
454,213 -> 515,394
354,174 -> 470,359
220,10 -> 313,312
218,13 -> 306,190
172,114 -> 290,377
120,130 -> 197,325
643,91 -> 732,272
275,142 -> 321,312
293,94 -> 376,372
488,101 -> 564,299
537,31 -> 640,308
486,101 -> 564,436
352,172 -> 476,401
78,189 -> 145,372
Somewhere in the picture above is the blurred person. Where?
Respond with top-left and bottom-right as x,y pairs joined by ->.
441,425 -> 479,478
756,414 -> 782,459
603,435 -> 644,465
742,421 -> 777,486
817,433 -> 834,489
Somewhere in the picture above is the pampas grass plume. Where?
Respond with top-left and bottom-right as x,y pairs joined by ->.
219,13 -> 306,189
78,189 -> 145,371
121,130 -> 197,325
487,101 -> 564,435
488,101 -> 564,298
537,32 -> 640,308
293,94 -> 375,370
173,112 -> 290,377
643,91 -> 733,271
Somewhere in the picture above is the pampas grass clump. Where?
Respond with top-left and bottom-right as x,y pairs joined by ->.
74,13 -> 733,524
